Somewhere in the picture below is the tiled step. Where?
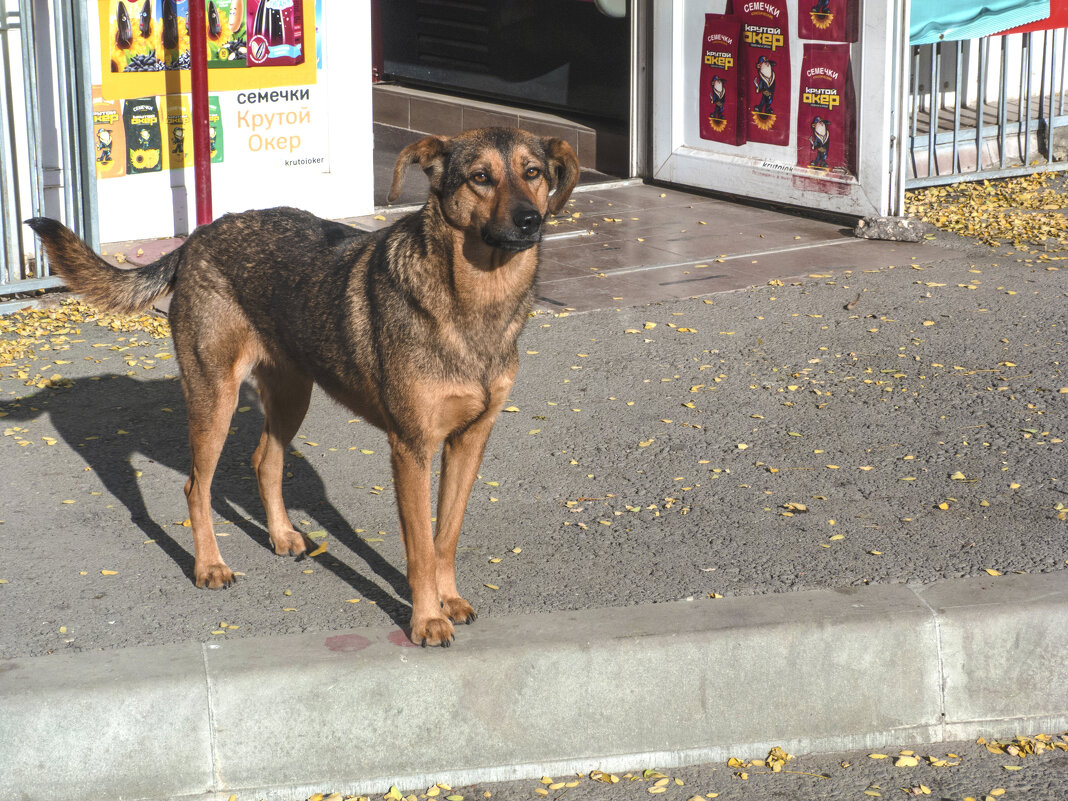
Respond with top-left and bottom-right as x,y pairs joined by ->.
372,83 -> 608,169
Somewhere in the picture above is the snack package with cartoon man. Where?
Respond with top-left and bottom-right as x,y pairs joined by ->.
123,96 -> 163,174
729,0 -> 792,146
796,43 -> 855,174
698,14 -> 745,145
798,0 -> 859,43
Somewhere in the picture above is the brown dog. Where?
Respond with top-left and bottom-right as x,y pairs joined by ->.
27,127 -> 580,646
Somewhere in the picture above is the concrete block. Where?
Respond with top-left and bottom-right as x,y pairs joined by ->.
914,571 -> 1068,740
6,575 -> 1063,801
206,583 -> 942,799
0,643 -> 213,801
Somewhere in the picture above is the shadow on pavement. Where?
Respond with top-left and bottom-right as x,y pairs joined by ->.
2,374 -> 413,627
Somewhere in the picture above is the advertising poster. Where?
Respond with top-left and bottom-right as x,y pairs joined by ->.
94,0 -> 325,180
693,1 -> 860,194
98,0 -> 316,99
89,1 -> 370,244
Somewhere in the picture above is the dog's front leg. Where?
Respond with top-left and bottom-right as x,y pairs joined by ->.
390,433 -> 454,646
434,371 -> 515,624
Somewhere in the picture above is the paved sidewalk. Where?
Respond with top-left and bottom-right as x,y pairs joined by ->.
1,180 -> 1066,800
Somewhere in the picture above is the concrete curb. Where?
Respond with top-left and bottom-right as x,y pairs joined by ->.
2,571 -> 1066,801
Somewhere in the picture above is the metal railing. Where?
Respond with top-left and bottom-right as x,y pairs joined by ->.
0,0 -> 96,305
907,28 -> 1068,187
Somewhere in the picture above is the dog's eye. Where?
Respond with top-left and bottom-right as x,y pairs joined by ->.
525,167 -> 542,180
471,171 -> 490,184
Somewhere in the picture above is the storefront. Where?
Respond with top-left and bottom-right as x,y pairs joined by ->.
1,0 -> 1062,277
86,0 -> 909,245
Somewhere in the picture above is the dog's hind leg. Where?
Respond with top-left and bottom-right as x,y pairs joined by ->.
173,296 -> 261,589
251,363 -> 313,557
434,371 -> 515,625
182,367 -> 244,589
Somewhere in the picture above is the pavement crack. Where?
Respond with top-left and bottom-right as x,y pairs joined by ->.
201,642 -> 224,792
907,586 -> 948,740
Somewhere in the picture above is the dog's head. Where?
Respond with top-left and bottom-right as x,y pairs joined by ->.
389,127 -> 581,253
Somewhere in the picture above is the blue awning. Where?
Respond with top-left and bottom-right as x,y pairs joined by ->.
910,0 -> 1051,44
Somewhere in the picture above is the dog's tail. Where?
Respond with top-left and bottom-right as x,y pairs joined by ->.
25,217 -> 181,315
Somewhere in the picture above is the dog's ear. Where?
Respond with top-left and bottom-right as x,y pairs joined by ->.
389,135 -> 449,204
542,138 -> 581,216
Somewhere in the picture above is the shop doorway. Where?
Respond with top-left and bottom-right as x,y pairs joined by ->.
370,0 -> 632,207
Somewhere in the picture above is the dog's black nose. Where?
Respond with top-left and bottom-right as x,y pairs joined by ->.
513,209 -> 542,235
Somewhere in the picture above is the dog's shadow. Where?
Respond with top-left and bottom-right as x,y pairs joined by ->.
3,374 -> 412,627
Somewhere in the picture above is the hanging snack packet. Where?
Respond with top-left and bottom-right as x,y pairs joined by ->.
123,96 -> 163,174
208,96 -> 225,163
698,15 -> 745,145
93,88 -> 126,179
164,94 -> 194,171
730,0 -> 792,146
798,0 -> 859,43
246,0 -> 304,66
207,0 -> 248,65
796,43 -> 855,174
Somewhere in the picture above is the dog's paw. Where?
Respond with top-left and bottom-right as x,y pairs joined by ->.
194,561 -> 236,589
269,527 -> 307,557
441,597 -> 477,625
410,615 -> 455,648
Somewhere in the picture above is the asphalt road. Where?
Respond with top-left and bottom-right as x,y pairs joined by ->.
378,732 -> 1068,801
0,233 -> 1065,659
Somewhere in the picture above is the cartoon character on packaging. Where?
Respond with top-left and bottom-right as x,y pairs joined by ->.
809,116 -> 830,169
97,129 -> 114,164
812,0 -> 831,14
172,126 -> 185,156
754,56 -> 776,115
709,76 -> 727,121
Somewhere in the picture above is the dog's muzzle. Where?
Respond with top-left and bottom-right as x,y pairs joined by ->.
481,208 -> 544,252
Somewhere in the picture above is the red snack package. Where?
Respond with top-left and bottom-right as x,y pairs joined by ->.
246,0 -> 305,66
730,0 -> 792,146
796,43 -> 855,174
698,15 -> 745,145
798,0 -> 859,43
